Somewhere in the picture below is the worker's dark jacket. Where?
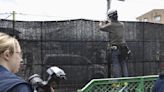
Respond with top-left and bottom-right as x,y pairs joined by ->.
0,65 -> 32,92
153,74 -> 164,92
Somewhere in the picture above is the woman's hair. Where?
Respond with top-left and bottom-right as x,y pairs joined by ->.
0,32 -> 17,55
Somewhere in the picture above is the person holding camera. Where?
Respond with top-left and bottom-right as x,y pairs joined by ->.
99,10 -> 131,78
0,32 -> 54,92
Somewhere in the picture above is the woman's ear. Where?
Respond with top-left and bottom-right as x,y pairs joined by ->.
2,50 -> 11,61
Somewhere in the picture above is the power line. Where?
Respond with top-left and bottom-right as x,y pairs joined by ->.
0,13 -> 12,20
0,11 -> 58,21
0,12 -> 12,15
16,12 -> 57,18
0,12 -> 57,17
3,14 -> 12,19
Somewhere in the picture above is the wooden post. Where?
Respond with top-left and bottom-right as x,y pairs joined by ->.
12,11 -> 15,35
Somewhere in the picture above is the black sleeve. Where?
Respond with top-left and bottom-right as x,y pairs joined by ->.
8,83 -> 33,92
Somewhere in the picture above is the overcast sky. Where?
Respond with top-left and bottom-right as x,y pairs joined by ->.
0,0 -> 164,21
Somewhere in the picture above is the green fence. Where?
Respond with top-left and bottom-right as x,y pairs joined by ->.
77,75 -> 158,92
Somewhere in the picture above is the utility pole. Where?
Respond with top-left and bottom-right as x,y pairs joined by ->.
107,0 -> 111,13
106,0 -> 125,13
12,11 -> 15,35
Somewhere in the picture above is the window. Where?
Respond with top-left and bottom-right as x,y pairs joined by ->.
154,15 -> 161,23
143,18 -> 148,22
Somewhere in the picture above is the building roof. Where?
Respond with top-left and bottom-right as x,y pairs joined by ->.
136,9 -> 164,19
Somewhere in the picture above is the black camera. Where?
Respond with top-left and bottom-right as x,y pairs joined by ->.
28,66 -> 66,92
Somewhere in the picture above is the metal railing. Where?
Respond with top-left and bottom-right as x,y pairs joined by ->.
77,75 -> 158,92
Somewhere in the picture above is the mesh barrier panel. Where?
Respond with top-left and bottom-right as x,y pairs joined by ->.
0,20 -> 163,92
78,75 -> 158,92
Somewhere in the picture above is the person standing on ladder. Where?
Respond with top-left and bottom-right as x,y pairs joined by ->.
99,10 -> 131,78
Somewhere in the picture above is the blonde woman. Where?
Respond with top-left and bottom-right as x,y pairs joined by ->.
0,32 -> 34,92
